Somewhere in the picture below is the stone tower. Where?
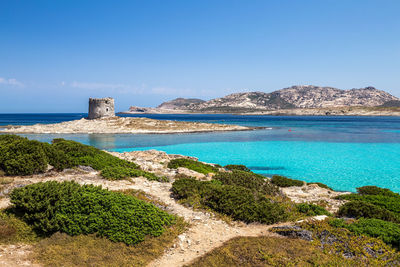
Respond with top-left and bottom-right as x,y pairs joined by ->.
88,97 -> 115,119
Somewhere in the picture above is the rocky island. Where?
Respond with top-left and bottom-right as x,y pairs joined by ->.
120,85 -> 400,116
1,98 -> 254,134
1,116 -> 253,134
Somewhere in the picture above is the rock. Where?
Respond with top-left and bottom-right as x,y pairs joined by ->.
77,165 -> 96,172
271,226 -> 313,241
176,167 -> 205,180
178,234 -> 186,242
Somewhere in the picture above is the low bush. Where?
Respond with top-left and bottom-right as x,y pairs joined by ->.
337,201 -> 399,222
337,194 -> 400,215
296,203 -> 331,216
10,181 -> 175,245
0,135 -> 159,181
214,170 -> 279,196
271,175 -> 304,187
345,218 -> 400,249
357,186 -> 400,198
224,164 -> 251,172
172,178 -> 287,224
0,135 -> 48,175
167,158 -> 218,174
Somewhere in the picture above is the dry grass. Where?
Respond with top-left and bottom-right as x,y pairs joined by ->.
0,210 -> 38,244
0,177 -> 13,184
33,217 -> 188,267
186,236 -> 358,267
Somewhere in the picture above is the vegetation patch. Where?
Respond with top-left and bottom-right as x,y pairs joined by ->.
0,135 -> 49,176
10,181 -> 175,245
0,210 -> 38,244
34,217 -> 187,267
270,175 -> 304,187
338,200 -> 399,222
0,135 -> 160,181
357,185 -> 400,197
168,158 -> 218,174
295,203 -> 331,216
331,218 -> 400,249
213,170 -> 279,196
299,219 -> 400,265
186,235 -> 358,267
336,186 -> 400,223
224,164 -> 250,172
172,177 -> 287,224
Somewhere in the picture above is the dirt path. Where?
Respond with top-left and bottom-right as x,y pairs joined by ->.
0,244 -> 40,267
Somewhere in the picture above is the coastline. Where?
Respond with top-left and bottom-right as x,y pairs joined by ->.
118,106 -> 400,116
1,116 -> 258,134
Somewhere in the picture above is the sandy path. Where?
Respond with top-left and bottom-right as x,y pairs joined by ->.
0,245 -> 40,267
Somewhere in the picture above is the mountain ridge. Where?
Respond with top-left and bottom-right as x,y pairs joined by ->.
123,85 -> 400,115
162,85 -> 399,112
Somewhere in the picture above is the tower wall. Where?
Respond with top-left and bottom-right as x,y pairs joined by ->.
88,97 -> 115,119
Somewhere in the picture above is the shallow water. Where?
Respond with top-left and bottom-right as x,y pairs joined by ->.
1,113 -> 400,192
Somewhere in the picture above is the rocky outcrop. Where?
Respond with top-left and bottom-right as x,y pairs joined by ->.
190,85 -> 398,112
276,85 -> 397,108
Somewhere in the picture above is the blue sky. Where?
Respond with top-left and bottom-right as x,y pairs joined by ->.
0,0 -> 399,112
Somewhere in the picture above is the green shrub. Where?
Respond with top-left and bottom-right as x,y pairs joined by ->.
224,164 -> 251,172
0,135 -> 159,181
296,203 -> 331,216
51,138 -> 139,170
271,175 -> 304,187
0,135 -> 48,175
346,218 -> 400,249
307,182 -> 333,190
214,170 -> 279,196
357,186 -> 399,198
172,178 -> 287,224
10,181 -> 174,245
168,158 -> 218,174
337,194 -> 400,215
337,201 -> 399,222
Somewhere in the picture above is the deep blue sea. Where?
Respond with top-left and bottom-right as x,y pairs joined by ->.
1,113 -> 400,192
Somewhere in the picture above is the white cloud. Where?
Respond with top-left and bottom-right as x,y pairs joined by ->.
0,77 -> 24,87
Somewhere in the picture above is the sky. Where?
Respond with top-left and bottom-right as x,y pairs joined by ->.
0,0 -> 399,113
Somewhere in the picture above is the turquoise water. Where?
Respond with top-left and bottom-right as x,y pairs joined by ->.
1,114 -> 400,192
128,141 -> 400,192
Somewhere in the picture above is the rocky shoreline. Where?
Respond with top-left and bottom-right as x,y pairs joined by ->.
119,106 -> 400,116
1,116 -> 256,134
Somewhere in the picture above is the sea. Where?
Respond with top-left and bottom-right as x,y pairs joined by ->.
1,113 -> 400,193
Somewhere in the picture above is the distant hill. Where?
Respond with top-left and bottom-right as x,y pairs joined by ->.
122,85 -> 399,115
182,85 -> 399,112
157,98 -> 206,110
